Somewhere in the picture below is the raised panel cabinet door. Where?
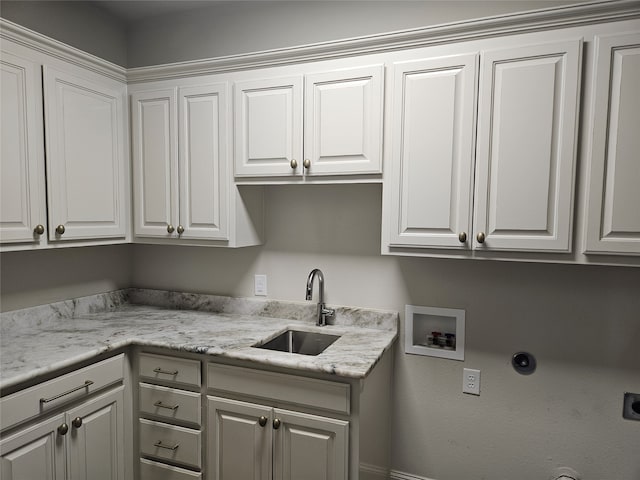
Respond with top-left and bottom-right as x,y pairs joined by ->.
584,32 -> 640,255
474,39 -> 582,252
272,409 -> 348,480
66,387 -> 125,480
178,83 -> 229,240
234,76 -> 303,177
0,51 -> 47,245
131,88 -> 180,238
304,65 -> 383,176
388,54 -> 478,249
0,414 -> 66,480
207,397 -> 272,480
43,66 -> 127,241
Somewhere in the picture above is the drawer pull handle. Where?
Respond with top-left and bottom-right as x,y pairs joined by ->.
153,367 -> 179,376
154,441 -> 180,451
40,380 -> 94,404
154,401 -> 179,411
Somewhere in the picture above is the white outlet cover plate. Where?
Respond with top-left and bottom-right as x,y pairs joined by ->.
463,368 -> 481,395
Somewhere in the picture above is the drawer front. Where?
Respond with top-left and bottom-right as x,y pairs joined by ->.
1,354 -> 124,431
207,363 -> 350,415
139,353 -> 201,387
139,383 -> 201,425
140,458 -> 202,479
139,418 -> 201,469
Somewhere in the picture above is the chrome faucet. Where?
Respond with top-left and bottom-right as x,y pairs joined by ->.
305,268 -> 335,326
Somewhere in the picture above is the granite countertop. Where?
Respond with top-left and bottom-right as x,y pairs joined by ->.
0,289 -> 398,390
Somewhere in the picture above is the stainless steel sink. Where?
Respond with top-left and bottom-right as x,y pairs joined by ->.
254,329 -> 340,356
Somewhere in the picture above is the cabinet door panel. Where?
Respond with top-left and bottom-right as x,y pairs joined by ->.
207,397 -> 271,480
584,33 -> 640,255
43,66 -> 127,241
304,65 -> 383,175
234,76 -> 303,176
0,414 -> 66,480
131,88 -> 179,237
389,54 -> 477,249
273,409 -> 348,480
474,39 -> 581,252
179,83 -> 229,240
0,51 -> 46,245
66,387 -> 124,480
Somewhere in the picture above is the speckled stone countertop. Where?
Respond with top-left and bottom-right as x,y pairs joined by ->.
0,289 -> 398,390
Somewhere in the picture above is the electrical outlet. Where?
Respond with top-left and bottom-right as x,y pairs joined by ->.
254,274 -> 267,296
463,368 -> 481,395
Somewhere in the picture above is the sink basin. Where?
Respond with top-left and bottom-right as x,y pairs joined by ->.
254,329 -> 340,356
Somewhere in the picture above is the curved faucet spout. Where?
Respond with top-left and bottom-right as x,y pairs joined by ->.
305,269 -> 333,326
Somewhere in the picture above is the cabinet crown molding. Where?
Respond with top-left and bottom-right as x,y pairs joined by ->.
0,18 -> 126,82
126,0 -> 640,83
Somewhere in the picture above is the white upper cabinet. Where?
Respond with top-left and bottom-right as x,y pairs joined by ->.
304,66 -> 383,176
234,65 -> 384,178
234,76 -> 303,177
179,84 -> 229,240
43,66 -> 128,242
583,32 -> 640,255
132,82 -> 248,244
473,39 -> 582,252
0,51 -> 46,246
388,54 -> 478,249
131,88 -> 180,238
1,39 -> 129,251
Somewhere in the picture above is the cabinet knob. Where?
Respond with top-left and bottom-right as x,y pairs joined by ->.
290,159 -> 298,170
273,418 -> 281,430
34,224 -> 45,236
458,232 -> 467,243
258,416 -> 268,427
58,423 -> 69,436
177,225 -> 184,235
167,224 -> 175,234
476,232 -> 486,244
55,224 -> 65,235
72,417 -> 83,428
303,158 -> 311,169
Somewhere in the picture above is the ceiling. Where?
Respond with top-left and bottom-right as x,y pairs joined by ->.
93,0 -> 228,23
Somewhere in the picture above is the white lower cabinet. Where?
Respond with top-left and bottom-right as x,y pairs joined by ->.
208,396 -> 348,480
137,352 -> 203,479
0,387 -> 125,480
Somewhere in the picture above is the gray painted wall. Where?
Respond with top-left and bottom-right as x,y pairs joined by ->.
130,185 -> 640,480
1,2 -> 639,479
0,0 -> 127,66
125,0 -> 580,67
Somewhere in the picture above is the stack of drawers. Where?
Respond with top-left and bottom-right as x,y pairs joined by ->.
138,352 -> 202,479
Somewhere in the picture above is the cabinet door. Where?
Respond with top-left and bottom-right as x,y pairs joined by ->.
304,65 -> 383,176
273,409 -> 348,480
583,32 -> 640,255
234,76 -> 303,177
131,88 -> 179,238
207,397 -> 271,480
43,66 -> 127,241
178,83 -> 229,240
66,387 -> 124,480
474,39 -> 582,252
388,54 -> 478,249
0,414 -> 66,480
0,51 -> 47,245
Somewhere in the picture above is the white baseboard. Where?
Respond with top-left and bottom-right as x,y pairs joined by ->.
390,469 -> 438,480
360,462 -> 390,480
